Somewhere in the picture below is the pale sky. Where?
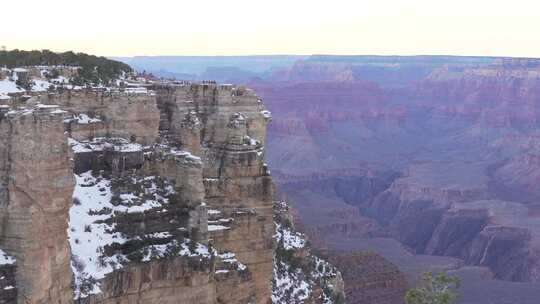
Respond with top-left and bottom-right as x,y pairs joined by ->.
1,0 -> 540,57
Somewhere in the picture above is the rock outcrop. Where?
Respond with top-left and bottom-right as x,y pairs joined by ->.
0,76 -> 343,304
152,83 -> 275,303
0,106 -> 74,303
59,83 -> 276,304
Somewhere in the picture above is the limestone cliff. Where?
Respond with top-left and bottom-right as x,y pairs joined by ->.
0,105 -> 74,303
153,83 -> 275,303
0,76 -> 343,304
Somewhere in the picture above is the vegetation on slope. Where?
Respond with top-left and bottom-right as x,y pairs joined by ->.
0,49 -> 132,85
406,272 -> 460,304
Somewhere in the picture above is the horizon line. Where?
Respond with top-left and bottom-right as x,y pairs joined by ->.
111,53 -> 540,60
3,49 -> 540,60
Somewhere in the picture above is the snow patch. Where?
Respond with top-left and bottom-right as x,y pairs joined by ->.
67,113 -> 102,124
207,209 -> 221,215
261,110 -> 272,119
208,224 -> 230,231
169,147 -> 202,165
141,240 -> 212,262
0,249 -> 16,265
272,261 -> 312,303
243,135 -> 260,146
69,172 -> 178,298
68,137 -> 142,154
0,79 -> 23,94
275,224 -> 306,250
217,251 -> 247,271
124,87 -> 148,94
69,172 -> 128,298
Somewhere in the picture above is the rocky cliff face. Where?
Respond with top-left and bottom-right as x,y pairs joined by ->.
152,83 -> 275,303
0,78 -> 342,304
349,176 -> 540,282
0,106 -> 74,303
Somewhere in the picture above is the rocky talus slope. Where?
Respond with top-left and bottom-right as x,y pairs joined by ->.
0,78 -> 342,304
319,251 -> 407,304
273,202 -> 345,304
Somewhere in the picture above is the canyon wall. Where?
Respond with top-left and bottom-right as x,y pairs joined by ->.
153,83 -> 275,303
0,107 -> 74,303
0,82 -> 342,304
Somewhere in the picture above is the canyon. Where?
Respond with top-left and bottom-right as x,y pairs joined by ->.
4,52 -> 540,303
257,56 -> 540,303
126,54 -> 540,303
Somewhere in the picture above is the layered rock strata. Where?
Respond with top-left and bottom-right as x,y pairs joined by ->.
0,105 -> 75,303
61,84 -> 272,303
152,83 -> 275,303
0,82 -> 342,304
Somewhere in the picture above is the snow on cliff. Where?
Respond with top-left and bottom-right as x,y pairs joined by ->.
68,171 -> 212,299
0,249 -> 16,265
272,201 -> 344,304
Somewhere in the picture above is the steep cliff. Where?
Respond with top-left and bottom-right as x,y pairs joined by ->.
0,105 -> 74,303
152,83 -> 275,303
272,201 -> 345,304
60,83 -> 275,304
0,74 -> 343,304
